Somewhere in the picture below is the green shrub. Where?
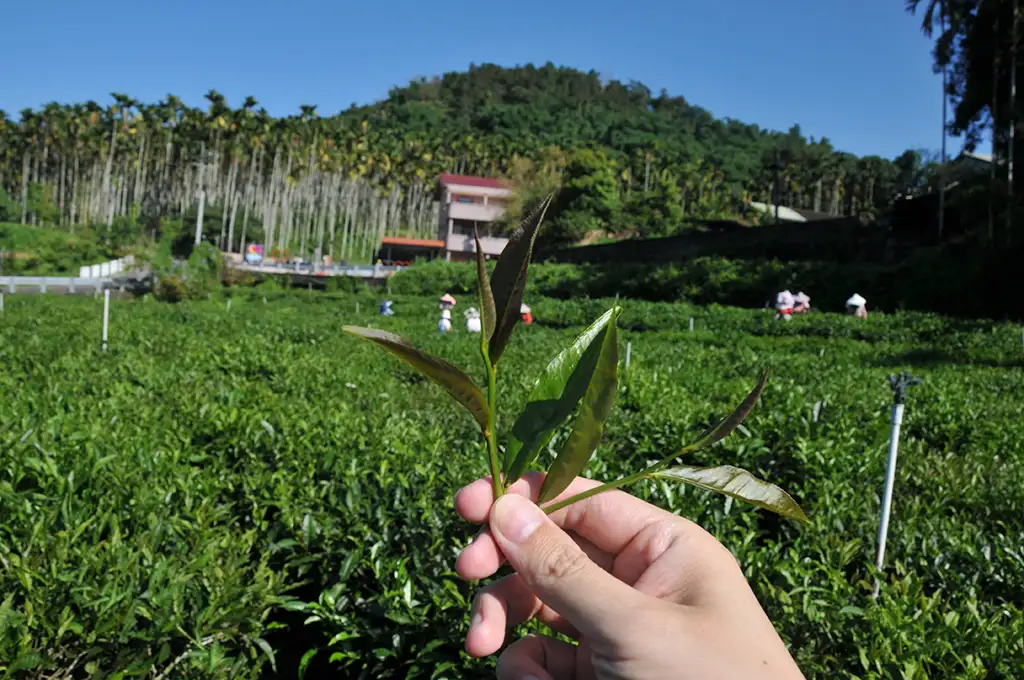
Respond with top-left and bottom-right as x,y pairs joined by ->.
0,295 -> 1021,678
154,274 -> 188,302
390,250 -> 1024,319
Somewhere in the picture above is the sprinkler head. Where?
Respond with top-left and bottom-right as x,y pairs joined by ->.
888,371 -> 921,405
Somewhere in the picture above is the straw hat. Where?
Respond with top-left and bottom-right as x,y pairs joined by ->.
520,303 -> 531,314
846,294 -> 866,307
440,293 -> 457,306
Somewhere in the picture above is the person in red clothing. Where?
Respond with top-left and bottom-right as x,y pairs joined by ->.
520,303 -> 533,325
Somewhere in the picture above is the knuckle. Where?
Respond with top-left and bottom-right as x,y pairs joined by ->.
537,541 -> 591,584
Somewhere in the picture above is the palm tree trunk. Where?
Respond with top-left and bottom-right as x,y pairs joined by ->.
20,151 -> 29,224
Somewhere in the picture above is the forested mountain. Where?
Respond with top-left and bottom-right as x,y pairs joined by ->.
0,63 -> 931,259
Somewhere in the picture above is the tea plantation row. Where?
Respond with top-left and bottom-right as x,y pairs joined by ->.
0,292 -> 1022,679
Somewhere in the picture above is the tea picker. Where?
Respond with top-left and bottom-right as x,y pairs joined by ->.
793,291 -> 811,314
873,371 -> 921,599
379,299 -> 394,317
520,303 -> 533,325
846,293 -> 868,320
774,290 -> 794,321
465,307 -> 481,333
438,293 -> 456,334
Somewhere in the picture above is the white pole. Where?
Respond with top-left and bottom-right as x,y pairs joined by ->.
356,302 -> 360,314
102,289 -> 110,353
0,292 -> 4,312
873,402 -> 905,599
226,298 -> 232,313
689,316 -> 694,332
625,340 -> 632,371
263,296 -> 267,305
195,189 -> 206,246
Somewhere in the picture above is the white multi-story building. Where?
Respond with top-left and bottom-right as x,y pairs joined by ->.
435,173 -> 514,261
378,174 -> 514,264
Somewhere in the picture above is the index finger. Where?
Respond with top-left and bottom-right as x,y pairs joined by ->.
455,472 -> 677,557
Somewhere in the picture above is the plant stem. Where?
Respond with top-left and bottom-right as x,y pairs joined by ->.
541,468 -> 652,514
482,347 -> 504,500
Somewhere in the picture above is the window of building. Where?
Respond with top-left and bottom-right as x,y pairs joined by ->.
454,194 -> 481,204
453,219 -> 500,236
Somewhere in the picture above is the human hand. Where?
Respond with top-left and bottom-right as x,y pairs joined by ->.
455,473 -> 804,680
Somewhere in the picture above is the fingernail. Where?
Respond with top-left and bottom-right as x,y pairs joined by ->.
491,494 -> 544,544
521,675 -> 541,680
470,611 -> 483,629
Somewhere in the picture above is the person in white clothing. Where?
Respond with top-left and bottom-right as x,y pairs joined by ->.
845,294 -> 867,320
465,307 -> 482,333
774,290 -> 795,321
793,292 -> 810,315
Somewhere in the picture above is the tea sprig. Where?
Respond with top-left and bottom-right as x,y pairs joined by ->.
344,199 -> 807,522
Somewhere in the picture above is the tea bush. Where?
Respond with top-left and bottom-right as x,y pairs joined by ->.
390,253 -> 1024,319
0,293 -> 1021,678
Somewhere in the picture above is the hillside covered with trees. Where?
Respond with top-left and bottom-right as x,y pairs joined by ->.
0,64 -> 933,259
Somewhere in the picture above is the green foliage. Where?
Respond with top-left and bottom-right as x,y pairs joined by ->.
352,212 -> 803,553
392,249 -> 1024,319
623,169 -> 685,238
537,306 -> 620,503
153,242 -> 224,302
0,294 -> 1022,677
2,64 -> 928,256
0,221 -> 116,275
549,149 -> 623,243
504,308 -> 618,483
0,185 -> 19,222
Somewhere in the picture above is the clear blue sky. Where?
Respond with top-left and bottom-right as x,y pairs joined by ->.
2,0 -> 980,160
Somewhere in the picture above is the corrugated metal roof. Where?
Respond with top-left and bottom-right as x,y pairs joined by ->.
381,236 -> 445,248
747,202 -> 808,223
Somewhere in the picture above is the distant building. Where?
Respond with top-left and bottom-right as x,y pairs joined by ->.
378,174 -> 513,264
437,173 -> 513,261
747,201 -> 810,223
747,201 -> 847,224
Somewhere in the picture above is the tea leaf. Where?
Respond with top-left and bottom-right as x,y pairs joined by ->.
474,226 -> 496,341
653,465 -> 808,522
298,649 -> 318,679
504,308 -> 618,483
538,308 -> 620,503
678,370 -> 768,456
343,326 -> 489,432
488,194 -> 553,364
254,637 -> 277,672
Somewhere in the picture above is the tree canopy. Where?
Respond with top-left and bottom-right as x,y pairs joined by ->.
0,63 -> 929,255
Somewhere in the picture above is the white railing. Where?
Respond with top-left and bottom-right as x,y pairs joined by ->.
79,255 -> 136,278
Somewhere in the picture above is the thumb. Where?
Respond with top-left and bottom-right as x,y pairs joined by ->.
488,493 -> 645,644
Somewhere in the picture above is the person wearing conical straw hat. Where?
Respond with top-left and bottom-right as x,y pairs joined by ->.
438,293 -> 456,333
845,293 -> 867,320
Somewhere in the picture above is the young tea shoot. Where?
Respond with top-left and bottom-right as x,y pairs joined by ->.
343,199 -> 807,522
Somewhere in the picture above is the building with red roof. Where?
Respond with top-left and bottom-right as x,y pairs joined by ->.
378,174 -> 513,264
